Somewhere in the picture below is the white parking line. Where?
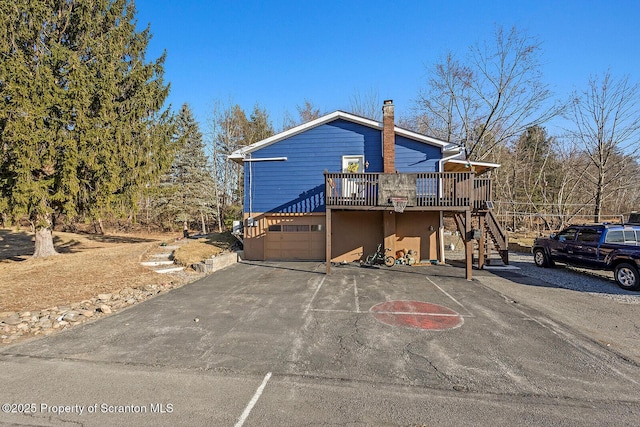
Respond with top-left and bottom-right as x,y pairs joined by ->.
310,308 -> 366,313
353,276 -> 360,312
304,276 -> 326,315
234,372 -> 272,427
425,276 -> 473,316
371,310 -> 461,316
308,308 -> 473,318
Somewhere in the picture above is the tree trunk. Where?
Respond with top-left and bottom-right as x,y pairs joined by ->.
33,226 -> 58,258
200,211 -> 206,235
594,167 -> 605,223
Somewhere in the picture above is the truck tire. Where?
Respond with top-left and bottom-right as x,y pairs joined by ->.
533,248 -> 551,267
614,263 -> 640,291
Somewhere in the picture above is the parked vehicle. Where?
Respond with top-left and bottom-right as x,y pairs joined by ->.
361,243 -> 395,267
532,223 -> 640,291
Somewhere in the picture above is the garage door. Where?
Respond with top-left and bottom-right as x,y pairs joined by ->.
265,217 -> 325,260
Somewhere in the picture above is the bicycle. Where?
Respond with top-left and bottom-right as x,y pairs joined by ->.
361,243 -> 395,267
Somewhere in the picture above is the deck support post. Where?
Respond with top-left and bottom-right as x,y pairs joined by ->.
465,209 -> 473,281
478,214 -> 485,270
325,207 -> 332,274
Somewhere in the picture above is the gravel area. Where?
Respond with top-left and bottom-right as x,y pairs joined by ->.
504,252 -> 640,304
443,246 -> 640,304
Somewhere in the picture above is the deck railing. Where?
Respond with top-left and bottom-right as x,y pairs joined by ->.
473,178 -> 492,210
325,172 -> 492,210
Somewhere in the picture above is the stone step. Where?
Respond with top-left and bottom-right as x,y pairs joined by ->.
141,260 -> 174,267
154,266 -> 185,274
150,252 -> 173,258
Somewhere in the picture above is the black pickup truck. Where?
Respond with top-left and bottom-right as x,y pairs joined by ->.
532,223 -> 640,291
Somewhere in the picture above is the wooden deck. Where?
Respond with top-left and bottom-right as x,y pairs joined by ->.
325,172 -> 493,211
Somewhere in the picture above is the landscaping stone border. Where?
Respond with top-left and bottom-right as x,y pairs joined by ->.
1,250 -> 241,345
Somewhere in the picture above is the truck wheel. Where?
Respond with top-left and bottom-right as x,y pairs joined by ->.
533,248 -> 550,267
614,263 -> 640,291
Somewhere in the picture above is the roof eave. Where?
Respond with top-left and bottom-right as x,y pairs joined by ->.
227,110 -> 455,161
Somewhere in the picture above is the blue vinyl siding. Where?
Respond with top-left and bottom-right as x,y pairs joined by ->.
244,119 -> 443,213
394,136 -> 440,173
245,119 -> 381,213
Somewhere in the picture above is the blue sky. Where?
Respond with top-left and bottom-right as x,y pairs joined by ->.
134,0 -> 640,133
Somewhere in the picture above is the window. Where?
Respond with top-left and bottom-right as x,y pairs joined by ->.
342,155 -> 364,173
604,229 -> 640,244
283,225 -> 310,232
606,230 -> 624,243
268,223 -> 323,232
577,228 -> 602,243
623,230 -> 637,243
557,228 -> 577,242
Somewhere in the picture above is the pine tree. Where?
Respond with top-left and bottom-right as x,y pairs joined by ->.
0,0 -> 173,256
156,104 -> 215,234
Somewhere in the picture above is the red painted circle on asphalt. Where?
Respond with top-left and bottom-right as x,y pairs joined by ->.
370,300 -> 463,330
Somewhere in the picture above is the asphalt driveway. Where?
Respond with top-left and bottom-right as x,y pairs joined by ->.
1,261 -> 639,426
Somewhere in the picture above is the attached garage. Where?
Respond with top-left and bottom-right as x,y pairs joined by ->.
264,216 -> 325,260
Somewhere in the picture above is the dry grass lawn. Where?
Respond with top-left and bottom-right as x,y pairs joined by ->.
0,229 -> 204,313
172,233 -> 237,266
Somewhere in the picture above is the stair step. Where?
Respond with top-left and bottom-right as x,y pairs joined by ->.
150,253 -> 173,258
141,260 -> 174,266
154,266 -> 185,274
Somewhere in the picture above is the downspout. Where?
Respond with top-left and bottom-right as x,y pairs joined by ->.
247,153 -> 254,226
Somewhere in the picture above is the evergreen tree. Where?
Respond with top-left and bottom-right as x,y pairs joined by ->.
0,0 -> 173,256
156,104 -> 215,234
511,126 -> 561,206
246,104 -> 274,145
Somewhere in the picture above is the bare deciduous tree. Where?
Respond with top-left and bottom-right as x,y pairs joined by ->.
414,26 -> 562,161
349,88 -> 381,120
282,99 -> 322,130
207,101 -> 274,230
568,71 -> 640,222
207,101 -> 248,231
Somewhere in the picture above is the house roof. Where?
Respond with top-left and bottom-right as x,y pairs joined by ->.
444,159 -> 500,175
229,110 -> 462,163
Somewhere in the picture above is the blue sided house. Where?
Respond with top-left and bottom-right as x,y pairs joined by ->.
230,100 -> 507,277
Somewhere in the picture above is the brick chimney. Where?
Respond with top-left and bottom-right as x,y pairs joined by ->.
382,100 -> 395,173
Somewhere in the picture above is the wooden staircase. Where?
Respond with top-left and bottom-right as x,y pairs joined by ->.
452,210 -> 508,266
480,210 -> 509,265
